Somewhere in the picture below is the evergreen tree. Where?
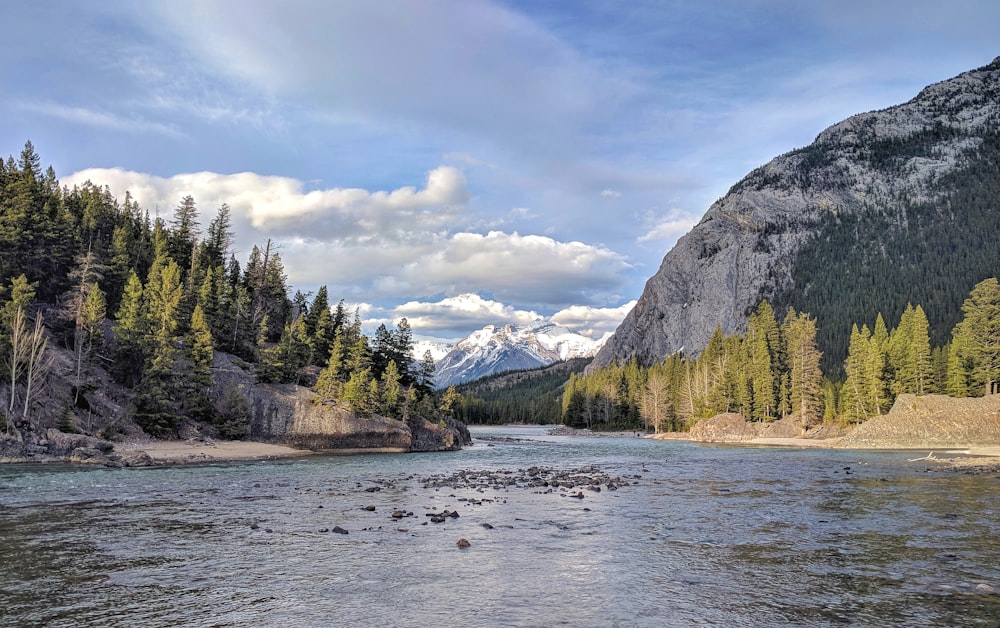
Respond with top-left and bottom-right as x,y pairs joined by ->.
379,360 -> 402,417
168,195 -> 199,279
440,385 -> 462,418
784,309 -> 823,424
184,304 -> 215,421
343,367 -> 375,415
864,319 -> 890,415
416,349 -> 436,394
314,335 -> 347,401
112,271 -> 147,385
842,324 -> 871,423
950,277 -> 1000,395
132,257 -> 184,435
203,203 -> 233,269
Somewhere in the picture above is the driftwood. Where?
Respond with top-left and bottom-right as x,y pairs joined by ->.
907,451 -> 937,461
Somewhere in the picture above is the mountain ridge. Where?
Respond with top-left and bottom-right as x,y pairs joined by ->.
592,56 -> 1000,372
434,321 -> 607,388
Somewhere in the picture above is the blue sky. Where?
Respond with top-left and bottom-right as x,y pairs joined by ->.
2,1 -> 998,347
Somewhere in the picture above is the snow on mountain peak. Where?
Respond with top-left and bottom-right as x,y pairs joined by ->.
433,320 -> 607,388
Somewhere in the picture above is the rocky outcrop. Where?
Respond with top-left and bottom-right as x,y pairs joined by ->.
688,413 -> 761,442
212,351 -> 470,452
839,394 -> 1000,449
1,347 -> 469,465
592,57 -> 1000,369
758,415 -> 808,439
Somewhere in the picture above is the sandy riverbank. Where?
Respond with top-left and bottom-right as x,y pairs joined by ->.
115,439 -> 319,464
648,431 -> 1000,469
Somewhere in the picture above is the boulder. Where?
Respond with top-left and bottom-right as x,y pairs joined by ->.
688,413 -> 762,442
758,415 -> 806,439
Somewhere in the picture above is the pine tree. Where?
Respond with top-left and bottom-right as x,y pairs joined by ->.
379,360 -> 402,417
864,322 -> 889,415
784,309 -> 823,424
950,277 -> 1000,395
112,271 -> 147,385
184,304 -> 215,421
343,367 -> 375,415
416,349 -> 436,395
910,305 -> 934,393
842,324 -> 871,423
314,335 -> 346,401
203,203 -> 233,269
132,257 -> 183,435
440,385 -> 462,417
168,195 -> 199,279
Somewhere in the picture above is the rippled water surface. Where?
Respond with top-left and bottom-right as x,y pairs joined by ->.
2,427 -> 1000,626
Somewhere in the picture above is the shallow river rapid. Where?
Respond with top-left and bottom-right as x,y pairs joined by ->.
2,426 -> 1000,626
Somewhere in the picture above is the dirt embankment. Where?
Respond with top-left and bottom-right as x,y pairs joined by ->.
678,394 -> 1000,452
838,394 -> 1000,449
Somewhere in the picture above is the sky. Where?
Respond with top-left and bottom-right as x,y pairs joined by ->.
2,1 -> 998,351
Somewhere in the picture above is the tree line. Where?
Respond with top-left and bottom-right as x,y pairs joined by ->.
0,141 -> 441,438
566,279 -> 1000,431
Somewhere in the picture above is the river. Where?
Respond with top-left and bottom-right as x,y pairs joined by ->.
2,426 -> 999,627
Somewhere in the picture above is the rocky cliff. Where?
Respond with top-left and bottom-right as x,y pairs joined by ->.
208,352 -> 470,453
592,57 -> 1000,369
0,346 -> 470,465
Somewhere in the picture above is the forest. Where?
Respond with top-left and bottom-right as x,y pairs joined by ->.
0,142 -> 442,440
564,281 -> 1000,432
769,125 -> 1000,375
450,358 -> 590,425
4,140 -> 999,438
566,115 -> 1000,432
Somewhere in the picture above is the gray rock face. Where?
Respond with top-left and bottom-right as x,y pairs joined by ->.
212,352 -> 469,452
592,57 -> 1000,369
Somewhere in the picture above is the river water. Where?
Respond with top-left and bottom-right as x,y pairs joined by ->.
2,426 -> 999,627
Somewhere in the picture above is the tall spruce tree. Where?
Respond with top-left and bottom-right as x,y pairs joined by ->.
783,309 -> 823,424
950,277 -> 1000,395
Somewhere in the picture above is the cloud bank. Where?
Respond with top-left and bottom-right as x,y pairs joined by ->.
62,167 -> 632,311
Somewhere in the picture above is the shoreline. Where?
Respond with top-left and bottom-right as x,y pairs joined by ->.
114,439 -> 321,465
7,429 -> 1000,469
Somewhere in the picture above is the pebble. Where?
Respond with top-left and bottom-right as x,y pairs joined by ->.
457,538 -> 471,548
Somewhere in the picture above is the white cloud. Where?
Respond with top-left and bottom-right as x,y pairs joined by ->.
62,165 -> 469,240
141,0 -> 632,156
637,208 -> 700,244
374,294 -> 542,334
12,101 -> 182,137
600,188 -> 621,198
404,231 -> 630,305
364,293 -> 634,343
61,167 -> 633,308
550,301 -> 636,339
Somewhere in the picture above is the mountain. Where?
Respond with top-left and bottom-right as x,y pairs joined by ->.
434,322 -> 608,388
592,56 -> 1000,373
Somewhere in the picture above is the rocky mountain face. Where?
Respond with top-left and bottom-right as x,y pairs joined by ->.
592,57 -> 1000,370
434,322 -> 607,388
0,345 -> 470,465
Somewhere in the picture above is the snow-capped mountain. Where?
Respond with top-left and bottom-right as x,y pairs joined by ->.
433,322 -> 609,388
